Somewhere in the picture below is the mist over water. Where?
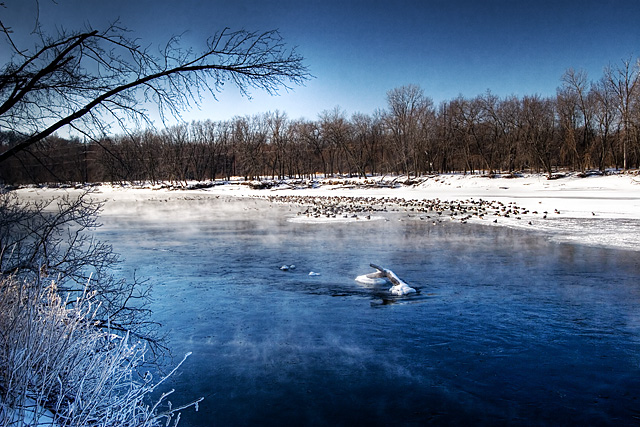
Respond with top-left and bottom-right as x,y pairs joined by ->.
96,195 -> 640,426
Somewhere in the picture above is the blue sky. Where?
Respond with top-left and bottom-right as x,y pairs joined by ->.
5,0 -> 640,123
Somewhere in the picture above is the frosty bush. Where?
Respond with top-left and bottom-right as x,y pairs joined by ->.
0,191 -> 162,354
0,276 -> 201,426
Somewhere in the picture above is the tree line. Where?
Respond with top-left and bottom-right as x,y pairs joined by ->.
2,59 -> 639,185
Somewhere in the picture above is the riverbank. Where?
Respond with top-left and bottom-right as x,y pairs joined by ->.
15,172 -> 640,252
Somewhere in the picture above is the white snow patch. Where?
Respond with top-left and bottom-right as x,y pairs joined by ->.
389,282 -> 417,296
384,269 -> 417,295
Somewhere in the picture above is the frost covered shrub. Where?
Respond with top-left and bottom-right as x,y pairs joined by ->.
0,191 -> 161,354
0,276 -> 201,426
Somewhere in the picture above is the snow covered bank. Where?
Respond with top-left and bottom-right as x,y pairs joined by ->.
14,173 -> 640,252
253,173 -> 640,252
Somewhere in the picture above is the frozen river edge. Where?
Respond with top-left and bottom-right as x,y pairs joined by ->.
16,173 -> 640,253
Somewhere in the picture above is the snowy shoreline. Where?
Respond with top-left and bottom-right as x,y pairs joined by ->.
15,173 -> 640,252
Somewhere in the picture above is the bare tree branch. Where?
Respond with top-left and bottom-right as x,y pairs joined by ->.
0,14 -> 310,163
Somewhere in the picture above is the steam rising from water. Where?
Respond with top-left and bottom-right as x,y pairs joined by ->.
91,194 -> 640,426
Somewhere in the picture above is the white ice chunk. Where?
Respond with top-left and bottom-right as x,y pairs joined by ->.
356,264 -> 417,295
385,269 -> 417,295
389,282 -> 417,295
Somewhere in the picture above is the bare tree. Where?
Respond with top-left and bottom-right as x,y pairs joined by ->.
329,115 -> 362,178
385,84 -> 433,177
498,95 -> 525,173
351,112 -> 384,177
519,95 -> 559,178
190,120 -> 219,181
319,107 -> 354,177
434,100 -> 459,173
591,78 -> 619,171
298,120 -> 325,178
557,69 -> 595,172
475,91 -> 508,174
0,5 -> 310,164
161,124 -> 193,185
265,110 -> 289,179
233,115 -> 267,180
603,58 -> 640,170
449,96 -> 483,174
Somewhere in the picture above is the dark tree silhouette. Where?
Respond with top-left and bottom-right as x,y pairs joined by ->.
0,4 -> 310,163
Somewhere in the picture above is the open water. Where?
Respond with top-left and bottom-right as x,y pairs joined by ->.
97,195 -> 640,426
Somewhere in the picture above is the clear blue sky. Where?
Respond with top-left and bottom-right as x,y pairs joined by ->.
5,0 -> 640,123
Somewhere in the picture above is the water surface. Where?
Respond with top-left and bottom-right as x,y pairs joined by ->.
97,196 -> 640,426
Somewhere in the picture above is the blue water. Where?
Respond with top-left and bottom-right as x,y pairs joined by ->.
97,196 -> 640,426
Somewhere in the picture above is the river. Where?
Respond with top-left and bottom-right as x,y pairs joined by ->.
96,195 -> 640,426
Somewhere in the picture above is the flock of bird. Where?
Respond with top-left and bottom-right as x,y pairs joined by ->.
264,194 -> 559,225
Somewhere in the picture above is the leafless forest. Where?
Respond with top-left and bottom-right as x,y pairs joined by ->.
2,61 -> 639,185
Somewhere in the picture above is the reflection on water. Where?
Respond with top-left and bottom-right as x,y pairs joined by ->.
97,196 -> 640,426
